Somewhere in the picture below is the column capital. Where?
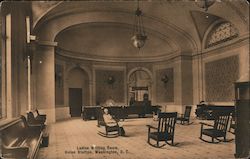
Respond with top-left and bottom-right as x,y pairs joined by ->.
37,40 -> 58,47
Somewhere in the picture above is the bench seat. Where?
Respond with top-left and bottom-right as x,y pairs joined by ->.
0,116 -> 44,159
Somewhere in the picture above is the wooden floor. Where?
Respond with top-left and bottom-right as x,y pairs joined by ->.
38,118 -> 235,159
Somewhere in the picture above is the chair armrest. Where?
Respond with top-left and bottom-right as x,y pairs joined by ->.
146,125 -> 157,130
200,122 -> 213,127
114,118 -> 120,123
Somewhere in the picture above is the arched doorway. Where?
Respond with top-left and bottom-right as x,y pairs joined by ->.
128,68 -> 152,104
67,67 -> 90,117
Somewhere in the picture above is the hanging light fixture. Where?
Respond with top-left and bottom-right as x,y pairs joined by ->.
131,0 -> 147,49
195,0 -> 215,11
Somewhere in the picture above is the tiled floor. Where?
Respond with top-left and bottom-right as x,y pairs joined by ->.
38,118 -> 235,159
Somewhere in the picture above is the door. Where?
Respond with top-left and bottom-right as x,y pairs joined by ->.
69,88 -> 82,117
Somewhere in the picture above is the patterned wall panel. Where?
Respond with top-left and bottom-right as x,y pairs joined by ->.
95,70 -> 124,104
156,68 -> 174,102
205,55 -> 239,102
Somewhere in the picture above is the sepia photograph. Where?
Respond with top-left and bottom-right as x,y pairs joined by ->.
0,0 -> 249,159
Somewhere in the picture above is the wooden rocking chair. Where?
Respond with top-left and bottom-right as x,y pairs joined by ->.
97,108 -> 120,138
147,112 -> 178,148
177,106 -> 192,125
200,110 -> 233,143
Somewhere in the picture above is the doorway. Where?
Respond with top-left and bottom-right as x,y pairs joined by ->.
69,88 -> 82,117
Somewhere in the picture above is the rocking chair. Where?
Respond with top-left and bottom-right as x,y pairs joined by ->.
200,110 -> 233,143
97,108 -> 120,138
177,106 -> 192,125
147,112 -> 178,148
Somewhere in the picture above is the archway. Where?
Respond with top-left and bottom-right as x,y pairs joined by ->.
55,66 -> 90,120
67,67 -> 89,116
127,68 -> 152,104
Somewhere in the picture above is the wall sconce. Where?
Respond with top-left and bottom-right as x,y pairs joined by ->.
107,76 -> 115,85
161,75 -> 169,84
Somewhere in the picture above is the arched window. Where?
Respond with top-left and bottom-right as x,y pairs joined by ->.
206,22 -> 238,48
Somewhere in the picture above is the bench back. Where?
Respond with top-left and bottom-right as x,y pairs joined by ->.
1,117 -> 28,146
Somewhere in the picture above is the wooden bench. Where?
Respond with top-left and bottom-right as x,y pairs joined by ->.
195,104 -> 234,120
0,116 -> 44,159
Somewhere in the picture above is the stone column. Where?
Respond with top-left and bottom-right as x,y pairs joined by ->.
34,41 -> 57,123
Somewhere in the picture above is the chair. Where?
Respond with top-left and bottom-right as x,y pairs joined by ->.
199,111 -> 233,143
147,112 -> 178,148
177,106 -> 192,125
97,108 -> 120,138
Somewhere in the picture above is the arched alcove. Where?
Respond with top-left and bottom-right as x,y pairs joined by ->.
65,67 -> 90,117
128,68 -> 152,103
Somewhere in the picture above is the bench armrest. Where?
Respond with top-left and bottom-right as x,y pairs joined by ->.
30,118 -> 45,123
28,124 -> 44,131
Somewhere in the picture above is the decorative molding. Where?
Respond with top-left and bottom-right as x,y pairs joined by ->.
56,47 -> 179,63
93,65 -> 126,71
127,67 -> 153,83
37,40 -> 58,47
65,64 -> 92,82
194,35 -> 249,59
32,1 -> 63,29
